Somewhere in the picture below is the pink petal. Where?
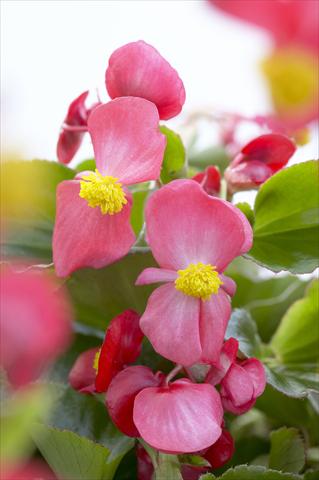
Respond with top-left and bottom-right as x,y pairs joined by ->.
241,358 -> 266,398
135,267 -> 177,285
133,379 -> 223,453
240,134 -> 296,172
145,180 -> 253,271
139,283 -> 201,366
95,310 -> 143,392
87,97 -> 166,184
220,274 -> 237,297
3,461 -> 57,480
69,347 -> 99,394
221,363 -> 254,408
199,289 -> 231,364
205,337 -> 239,385
225,161 -> 273,192
53,180 -> 135,277
221,395 -> 256,416
0,270 -> 72,388
105,41 -> 186,120
106,366 -> 162,437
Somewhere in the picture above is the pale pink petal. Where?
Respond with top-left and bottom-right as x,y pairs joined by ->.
53,180 -> 135,277
139,283 -> 201,366
225,161 -> 273,193
221,363 -> 254,407
145,180 -> 253,271
135,268 -> 177,285
220,274 -> 237,297
87,97 -> 166,184
105,41 -> 186,120
205,337 -> 239,385
241,358 -> 266,397
199,289 -> 231,364
133,379 -> 223,453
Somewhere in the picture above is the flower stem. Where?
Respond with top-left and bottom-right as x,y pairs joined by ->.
165,364 -> 183,385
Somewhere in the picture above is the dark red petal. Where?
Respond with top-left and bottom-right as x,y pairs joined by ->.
193,166 -> 221,196
95,310 -> 143,392
69,347 -> 99,394
203,429 -> 235,469
106,366 -> 161,437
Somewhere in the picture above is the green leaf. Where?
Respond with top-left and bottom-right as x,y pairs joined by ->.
131,189 -> 148,236
248,161 -> 319,274
33,424 -> 118,480
155,453 -> 183,480
0,385 -> 52,468
160,126 -> 185,184
225,309 -> 262,357
269,427 -> 305,473
1,160 -> 74,262
265,364 -> 319,398
270,282 -> 319,364
200,465 -> 302,479
230,274 -> 306,342
235,202 -> 255,226
67,251 -> 157,330
75,158 -> 96,172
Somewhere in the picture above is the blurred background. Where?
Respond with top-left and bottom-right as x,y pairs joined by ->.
2,0 -> 317,162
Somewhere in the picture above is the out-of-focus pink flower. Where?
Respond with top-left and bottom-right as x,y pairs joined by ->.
224,134 -> 296,193
192,166 -> 221,196
206,338 -> 266,415
0,269 -> 72,388
57,91 -> 100,164
2,460 -> 57,480
69,310 -> 143,394
203,429 -> 234,469
53,97 -> 166,277
136,180 -> 252,366
106,366 -> 164,437
105,41 -> 186,120
211,0 -> 319,54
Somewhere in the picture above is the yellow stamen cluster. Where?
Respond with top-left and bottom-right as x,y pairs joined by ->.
93,349 -> 101,372
79,169 -> 127,215
175,262 -> 223,301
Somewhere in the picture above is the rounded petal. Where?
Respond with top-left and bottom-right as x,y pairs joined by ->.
219,274 -> 237,297
140,283 -> 201,366
105,41 -> 185,120
106,366 -> 161,437
133,379 -> 223,453
135,267 -> 177,285
193,166 -> 221,196
225,161 -> 273,192
240,134 -> 296,172
241,358 -> 266,398
203,429 -> 234,469
53,180 -> 135,277
0,270 -> 72,388
69,347 -> 99,394
87,97 -> 166,184
95,310 -> 143,392
145,180 -> 253,271
221,363 -> 255,414
199,289 -> 231,364
205,337 -> 239,385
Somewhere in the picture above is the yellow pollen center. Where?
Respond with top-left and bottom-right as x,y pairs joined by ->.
79,169 -> 127,215
93,349 -> 101,372
175,262 -> 223,301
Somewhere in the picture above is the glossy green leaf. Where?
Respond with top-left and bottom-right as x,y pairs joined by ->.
200,465 -> 302,479
248,161 -> 319,273
67,251 -> 156,329
75,158 -> 96,172
131,190 -> 149,236
235,202 -> 255,226
225,309 -> 262,357
1,160 -> 74,262
269,427 -> 305,473
265,364 -> 319,398
271,282 -> 319,364
160,126 -> 185,184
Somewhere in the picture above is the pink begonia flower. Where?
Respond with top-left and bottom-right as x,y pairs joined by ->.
106,365 -> 223,453
206,338 -> 266,415
211,0 -> 319,54
136,180 -> 252,366
224,134 -> 296,193
69,309 -> 142,394
57,91 -> 100,164
105,41 -> 186,120
2,460 -> 57,480
53,97 -> 166,277
0,269 -> 72,388
192,166 -> 221,196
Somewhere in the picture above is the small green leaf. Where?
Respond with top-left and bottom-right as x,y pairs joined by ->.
270,283 -> 319,364
75,158 -> 96,172
226,309 -> 262,357
160,126 -> 185,184
235,202 -> 255,226
269,427 -> 305,473
248,160 -> 319,274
